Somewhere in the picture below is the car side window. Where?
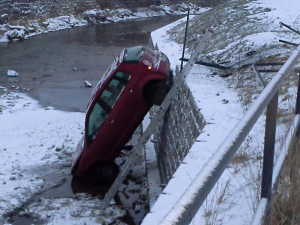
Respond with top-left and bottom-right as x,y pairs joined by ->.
87,72 -> 131,142
101,72 -> 131,109
88,102 -> 108,141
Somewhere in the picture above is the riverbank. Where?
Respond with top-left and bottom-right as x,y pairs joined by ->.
0,3 -> 209,42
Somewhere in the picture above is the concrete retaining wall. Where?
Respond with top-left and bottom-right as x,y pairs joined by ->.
151,76 -> 206,185
150,36 -> 206,186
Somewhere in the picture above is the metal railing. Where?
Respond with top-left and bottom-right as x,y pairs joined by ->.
157,45 -> 300,225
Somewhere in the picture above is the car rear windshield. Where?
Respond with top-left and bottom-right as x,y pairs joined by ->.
87,71 -> 131,142
124,46 -> 143,63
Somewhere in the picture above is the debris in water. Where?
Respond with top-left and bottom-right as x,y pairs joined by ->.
84,81 -> 92,88
7,70 -> 19,77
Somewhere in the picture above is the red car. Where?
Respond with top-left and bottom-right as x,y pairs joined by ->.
71,46 -> 172,181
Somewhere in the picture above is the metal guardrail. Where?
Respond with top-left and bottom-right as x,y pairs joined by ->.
157,45 -> 300,225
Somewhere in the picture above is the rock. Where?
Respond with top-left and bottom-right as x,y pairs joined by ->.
134,204 -> 141,213
84,10 -> 108,24
245,50 -> 257,56
42,21 -> 49,28
6,29 -> 25,41
8,25 -> 26,30
55,147 -> 62,152
27,27 -> 36,33
45,106 -> 55,110
7,70 -> 19,77
84,80 -> 92,88
222,99 -> 229,104
10,176 -> 16,180
0,14 -> 8,23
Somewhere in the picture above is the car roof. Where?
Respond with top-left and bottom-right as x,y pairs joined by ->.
124,46 -> 144,63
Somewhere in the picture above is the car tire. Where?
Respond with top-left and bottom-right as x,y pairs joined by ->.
90,161 -> 119,183
143,81 -> 170,106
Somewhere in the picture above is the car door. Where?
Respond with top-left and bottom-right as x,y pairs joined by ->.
85,71 -> 131,157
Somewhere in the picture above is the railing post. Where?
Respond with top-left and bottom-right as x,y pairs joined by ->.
180,8 -> 190,72
295,71 -> 300,115
260,92 -> 278,225
296,70 -> 300,139
292,69 -> 300,179
261,92 -> 278,198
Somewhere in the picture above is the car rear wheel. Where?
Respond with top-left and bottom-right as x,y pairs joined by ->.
90,161 -> 119,183
143,81 -> 170,106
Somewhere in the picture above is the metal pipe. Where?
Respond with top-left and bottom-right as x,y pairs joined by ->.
255,62 -> 284,66
295,71 -> 300,114
158,45 -> 300,225
180,57 -> 233,70
272,114 -> 300,187
279,39 -> 299,47
258,69 -> 279,73
279,22 -> 300,36
252,64 -> 266,87
180,9 -> 190,73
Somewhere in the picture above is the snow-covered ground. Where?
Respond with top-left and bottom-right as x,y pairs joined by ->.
1,0 -> 300,224
0,88 -> 80,214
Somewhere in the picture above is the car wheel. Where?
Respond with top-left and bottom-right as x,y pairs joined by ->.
90,161 -> 119,183
143,81 -> 170,106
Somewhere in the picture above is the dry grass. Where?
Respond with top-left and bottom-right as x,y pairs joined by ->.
202,180 -> 231,225
231,151 -> 250,167
267,140 -> 300,225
